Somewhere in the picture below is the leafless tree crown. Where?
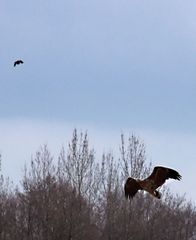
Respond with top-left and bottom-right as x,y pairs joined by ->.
0,130 -> 195,240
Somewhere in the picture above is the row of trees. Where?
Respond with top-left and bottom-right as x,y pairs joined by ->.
0,129 -> 196,240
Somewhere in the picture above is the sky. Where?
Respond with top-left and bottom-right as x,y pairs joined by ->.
1,0 -> 196,203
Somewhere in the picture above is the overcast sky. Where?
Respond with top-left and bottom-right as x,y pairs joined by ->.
1,0 -> 196,203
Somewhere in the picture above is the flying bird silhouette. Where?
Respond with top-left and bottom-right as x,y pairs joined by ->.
14,60 -> 24,67
124,166 -> 181,199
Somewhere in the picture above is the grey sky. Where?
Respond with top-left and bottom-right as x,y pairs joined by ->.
1,0 -> 196,202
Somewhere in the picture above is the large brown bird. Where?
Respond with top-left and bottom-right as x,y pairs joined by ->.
124,166 -> 181,199
14,60 -> 24,67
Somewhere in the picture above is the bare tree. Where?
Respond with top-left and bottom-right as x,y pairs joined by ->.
0,130 -> 195,240
57,129 -> 100,240
120,134 -> 151,179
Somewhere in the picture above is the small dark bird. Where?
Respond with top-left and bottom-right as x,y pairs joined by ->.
14,60 -> 24,67
124,166 -> 181,199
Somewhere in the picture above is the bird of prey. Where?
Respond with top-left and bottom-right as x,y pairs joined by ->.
124,166 -> 181,199
14,60 -> 24,67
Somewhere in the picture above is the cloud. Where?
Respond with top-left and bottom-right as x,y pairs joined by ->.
0,118 -> 195,203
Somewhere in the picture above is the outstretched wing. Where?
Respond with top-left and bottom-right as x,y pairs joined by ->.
14,60 -> 24,67
124,177 -> 141,199
145,166 -> 181,188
